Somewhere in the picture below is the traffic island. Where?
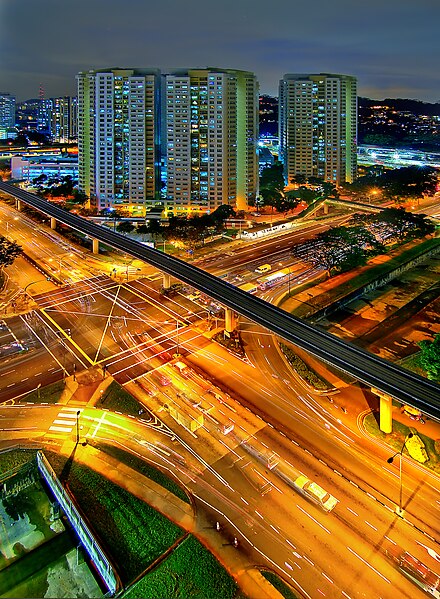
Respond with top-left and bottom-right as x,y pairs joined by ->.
212,329 -> 246,359
362,411 -> 440,474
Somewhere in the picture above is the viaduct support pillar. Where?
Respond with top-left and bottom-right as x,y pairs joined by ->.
162,273 -> 171,290
92,238 -> 99,254
16,199 -> 22,211
323,203 -> 329,215
50,217 -> 57,230
225,308 -> 237,334
372,388 -> 393,433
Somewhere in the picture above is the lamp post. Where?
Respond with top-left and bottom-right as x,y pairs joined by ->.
76,410 -> 80,444
176,320 -> 180,356
387,432 -> 413,516
24,278 -> 51,294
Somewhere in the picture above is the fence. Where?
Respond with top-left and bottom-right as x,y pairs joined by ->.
36,451 -> 118,594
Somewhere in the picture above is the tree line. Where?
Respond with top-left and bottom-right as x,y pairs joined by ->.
292,208 -> 435,277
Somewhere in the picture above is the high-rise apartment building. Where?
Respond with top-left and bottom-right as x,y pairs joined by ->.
0,93 -> 16,139
77,68 -> 161,214
165,68 -> 258,213
279,73 -> 357,186
48,96 -> 78,143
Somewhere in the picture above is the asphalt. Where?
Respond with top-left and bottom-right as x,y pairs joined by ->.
59,436 -> 284,599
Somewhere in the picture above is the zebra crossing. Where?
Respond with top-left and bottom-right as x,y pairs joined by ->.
48,406 -> 83,436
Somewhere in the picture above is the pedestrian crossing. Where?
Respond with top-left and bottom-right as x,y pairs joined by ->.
48,407 -> 83,436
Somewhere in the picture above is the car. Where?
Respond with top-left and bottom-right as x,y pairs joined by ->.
187,291 -> 201,301
157,351 -> 172,363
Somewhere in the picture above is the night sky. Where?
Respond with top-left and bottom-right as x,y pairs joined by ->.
1,0 -> 439,103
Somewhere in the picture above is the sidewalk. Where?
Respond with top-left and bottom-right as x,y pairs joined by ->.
61,442 -> 283,599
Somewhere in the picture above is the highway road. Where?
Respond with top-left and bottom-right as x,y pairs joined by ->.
0,400 -> 438,599
1,181 -> 439,418
1,185 -> 440,597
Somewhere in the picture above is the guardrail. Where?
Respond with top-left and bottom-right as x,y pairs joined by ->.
36,451 -> 118,595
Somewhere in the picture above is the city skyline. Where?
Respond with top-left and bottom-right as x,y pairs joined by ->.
1,0 -> 439,103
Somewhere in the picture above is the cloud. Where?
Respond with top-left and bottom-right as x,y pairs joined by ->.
1,0 -> 439,101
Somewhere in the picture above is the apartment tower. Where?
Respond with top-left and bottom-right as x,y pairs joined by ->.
77,68 -> 161,214
0,93 -> 16,139
279,73 -> 357,185
48,96 -> 78,143
165,68 -> 259,213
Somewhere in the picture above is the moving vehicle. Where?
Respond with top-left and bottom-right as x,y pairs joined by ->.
385,545 -> 440,598
255,263 -> 272,274
292,475 -> 338,512
238,282 -> 258,294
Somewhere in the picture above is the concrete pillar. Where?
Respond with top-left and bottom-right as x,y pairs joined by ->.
162,273 -> 171,290
370,387 -> 394,433
50,217 -> 56,230
16,199 -> 22,211
323,203 -> 329,215
225,308 -> 237,333
379,394 -> 393,433
92,238 -> 99,254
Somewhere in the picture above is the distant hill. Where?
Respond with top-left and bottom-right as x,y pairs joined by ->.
358,97 -> 440,116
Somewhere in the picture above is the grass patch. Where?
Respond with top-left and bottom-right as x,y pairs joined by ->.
21,380 -> 66,404
95,380 -> 145,416
363,412 -> 440,474
261,571 -> 299,599
44,451 -> 185,584
92,441 -> 190,504
399,352 -> 439,383
123,535 -> 239,599
279,342 -> 332,390
0,448 -> 37,478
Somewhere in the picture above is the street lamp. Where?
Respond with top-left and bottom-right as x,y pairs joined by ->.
24,278 -> 51,293
175,320 -> 180,356
76,410 -> 81,444
387,432 -> 413,516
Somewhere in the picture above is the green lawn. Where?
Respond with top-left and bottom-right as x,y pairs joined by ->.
93,441 -> 190,504
45,451 -> 185,584
95,380 -> 146,417
123,535 -> 240,599
0,448 -> 37,477
261,571 -> 299,599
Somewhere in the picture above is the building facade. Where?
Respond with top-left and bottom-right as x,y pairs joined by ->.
0,93 -> 16,140
48,96 -> 78,143
165,68 -> 258,214
279,73 -> 357,186
77,68 -> 161,215
11,155 -> 78,183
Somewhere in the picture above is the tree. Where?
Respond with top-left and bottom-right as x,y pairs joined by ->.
295,186 -> 320,205
292,225 -> 384,277
370,208 -> 435,242
259,161 -> 286,207
418,334 -> 440,380
116,221 -> 135,234
347,165 -> 437,202
71,188 -> 89,205
210,204 -> 236,224
146,219 -> 163,240
290,174 -> 307,185
0,237 -> 22,270
136,223 -> 149,240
